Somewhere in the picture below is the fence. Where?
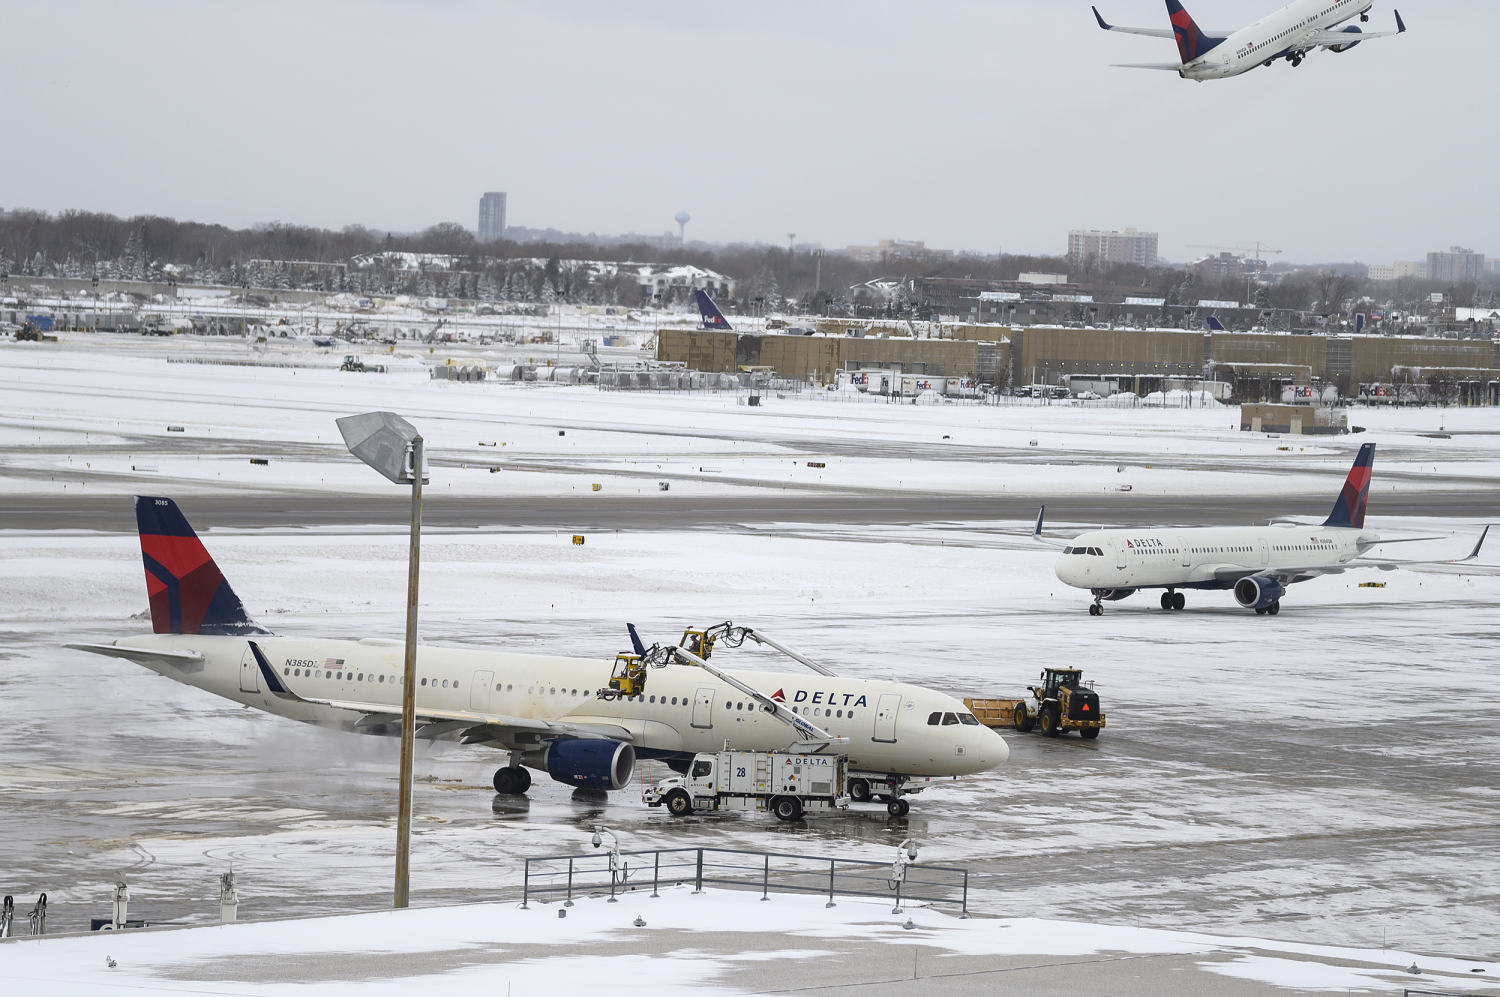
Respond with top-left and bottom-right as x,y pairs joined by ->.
520,847 -> 969,915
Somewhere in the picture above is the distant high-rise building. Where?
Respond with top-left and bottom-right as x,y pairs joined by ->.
1426,246 -> 1484,283
478,192 -> 507,241
1067,227 -> 1158,267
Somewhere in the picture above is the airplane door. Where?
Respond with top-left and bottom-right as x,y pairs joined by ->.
470,670 -> 493,712
873,694 -> 901,743
239,645 -> 259,694
1179,536 -> 1191,568
1115,541 -> 1127,570
691,687 -> 715,729
1258,541 -> 1269,566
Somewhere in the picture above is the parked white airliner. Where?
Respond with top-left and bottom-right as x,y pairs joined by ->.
69,497 -> 1007,815
1093,0 -> 1406,81
1039,444 -> 1488,616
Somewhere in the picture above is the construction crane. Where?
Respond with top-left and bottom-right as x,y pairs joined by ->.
1187,242 -> 1283,263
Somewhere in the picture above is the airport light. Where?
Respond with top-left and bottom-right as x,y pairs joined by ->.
336,411 -> 428,909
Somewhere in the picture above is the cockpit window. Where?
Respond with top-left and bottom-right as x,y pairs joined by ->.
959,713 -> 979,725
927,712 -> 942,726
941,712 -> 960,725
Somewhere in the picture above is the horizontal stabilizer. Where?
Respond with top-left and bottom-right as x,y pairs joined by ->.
1111,62 -> 1184,71
66,642 -> 204,673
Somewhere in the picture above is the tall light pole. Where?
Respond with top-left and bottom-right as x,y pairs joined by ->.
336,411 -> 427,909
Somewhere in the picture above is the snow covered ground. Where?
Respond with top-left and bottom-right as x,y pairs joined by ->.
1,888 -> 1495,996
1,334 -> 1497,987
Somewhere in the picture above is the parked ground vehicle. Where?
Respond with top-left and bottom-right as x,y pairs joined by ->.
964,667 -> 1105,740
644,749 -> 849,821
340,354 -> 387,373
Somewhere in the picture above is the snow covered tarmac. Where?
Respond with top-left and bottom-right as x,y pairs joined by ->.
1,335 -> 1498,982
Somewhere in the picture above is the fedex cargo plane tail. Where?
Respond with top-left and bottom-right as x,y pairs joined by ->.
695,289 -> 732,330
136,496 -> 265,635
1322,443 -> 1375,530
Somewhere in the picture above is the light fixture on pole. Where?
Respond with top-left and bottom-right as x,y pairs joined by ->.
336,411 -> 428,909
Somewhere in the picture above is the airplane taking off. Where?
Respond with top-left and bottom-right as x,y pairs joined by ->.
1092,0 -> 1406,81
1039,444 -> 1489,616
69,497 -> 1006,815
695,289 -> 732,330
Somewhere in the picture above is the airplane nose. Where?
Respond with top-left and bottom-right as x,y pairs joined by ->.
977,728 -> 1009,768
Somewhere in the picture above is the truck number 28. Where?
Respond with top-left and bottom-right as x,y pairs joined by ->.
735,768 -> 747,778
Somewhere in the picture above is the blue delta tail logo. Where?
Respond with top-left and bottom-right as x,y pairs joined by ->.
695,289 -> 732,331
1323,444 -> 1375,530
135,496 -> 264,635
1166,0 -> 1224,62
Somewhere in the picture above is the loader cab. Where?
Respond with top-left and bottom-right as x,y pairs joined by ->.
604,652 -> 645,699
1038,667 -> 1083,699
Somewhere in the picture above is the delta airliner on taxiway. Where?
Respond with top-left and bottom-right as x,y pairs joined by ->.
1039,444 -> 1488,616
69,497 -> 1007,815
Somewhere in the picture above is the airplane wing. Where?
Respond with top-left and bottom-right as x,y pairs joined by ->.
1110,63 -> 1185,71
67,642 -> 205,674
1214,526 -> 1490,585
1030,505 -> 1073,548
1307,10 -> 1406,48
1091,6 -> 1174,39
249,641 -> 635,745
1092,6 -> 1232,40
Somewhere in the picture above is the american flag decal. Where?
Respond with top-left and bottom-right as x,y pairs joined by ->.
323,658 -> 345,668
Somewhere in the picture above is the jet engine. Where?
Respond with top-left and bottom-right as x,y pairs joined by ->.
1330,25 -> 1362,52
532,738 -> 635,791
1234,576 -> 1286,610
1093,588 -> 1137,602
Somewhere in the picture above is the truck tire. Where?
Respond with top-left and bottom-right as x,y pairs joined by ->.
772,796 -> 803,822
1014,703 -> 1034,732
1080,727 -> 1100,740
1040,705 -> 1062,738
665,789 -> 693,817
848,778 -> 872,803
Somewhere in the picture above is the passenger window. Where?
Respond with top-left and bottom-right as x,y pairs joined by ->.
420,678 -> 427,686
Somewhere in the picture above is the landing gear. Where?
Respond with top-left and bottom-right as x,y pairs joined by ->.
1089,592 -> 1104,616
492,765 -> 532,795
886,797 -> 910,818
848,778 -> 872,803
1160,591 -> 1186,611
1254,601 -> 1282,616
1291,55 -> 1303,67
1360,10 -> 1369,21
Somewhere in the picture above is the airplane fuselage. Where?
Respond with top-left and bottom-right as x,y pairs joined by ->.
113,633 -> 1007,779
1056,523 -> 1372,591
1183,0 -> 1372,79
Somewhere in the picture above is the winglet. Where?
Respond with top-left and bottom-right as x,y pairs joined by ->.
249,640 -> 296,700
1034,505 -> 1047,540
1466,525 -> 1490,561
1206,316 -> 1226,332
627,623 -> 647,657
1092,5 -> 1111,30
1395,9 -> 1405,33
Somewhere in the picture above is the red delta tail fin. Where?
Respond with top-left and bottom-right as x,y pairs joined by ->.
135,496 -> 264,635
1165,0 -> 1224,62
1322,444 -> 1375,530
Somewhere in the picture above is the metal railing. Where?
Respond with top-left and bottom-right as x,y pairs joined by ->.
520,847 -> 969,915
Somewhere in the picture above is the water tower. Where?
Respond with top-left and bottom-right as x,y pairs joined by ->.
674,211 -> 691,243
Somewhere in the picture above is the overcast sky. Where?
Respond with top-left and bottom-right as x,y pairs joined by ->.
7,1 -> 1494,264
